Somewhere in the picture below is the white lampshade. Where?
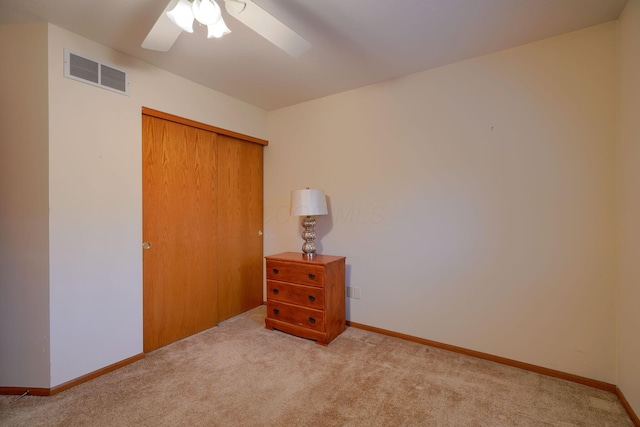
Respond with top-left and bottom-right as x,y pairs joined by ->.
167,0 -> 194,33
192,0 -> 222,26
207,17 -> 231,38
290,189 -> 328,216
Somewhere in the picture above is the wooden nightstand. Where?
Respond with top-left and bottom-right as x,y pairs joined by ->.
265,252 -> 346,345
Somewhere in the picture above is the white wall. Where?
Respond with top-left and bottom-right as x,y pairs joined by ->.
617,0 -> 640,416
0,24 -> 51,388
266,23 -> 618,383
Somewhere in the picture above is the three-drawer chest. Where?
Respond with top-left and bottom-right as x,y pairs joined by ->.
265,252 -> 346,346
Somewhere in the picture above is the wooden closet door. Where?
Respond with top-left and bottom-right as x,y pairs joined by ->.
216,134 -> 264,321
142,115 -> 218,352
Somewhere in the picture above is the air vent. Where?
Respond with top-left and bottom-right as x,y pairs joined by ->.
64,49 -> 129,95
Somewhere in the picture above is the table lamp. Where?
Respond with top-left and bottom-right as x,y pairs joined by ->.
290,188 -> 328,258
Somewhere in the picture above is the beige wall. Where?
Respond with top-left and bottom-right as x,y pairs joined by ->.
266,23 -> 619,383
1,23 -> 268,389
617,0 -> 640,415
0,24 -> 51,388
2,11 -> 636,410
46,24 -> 268,387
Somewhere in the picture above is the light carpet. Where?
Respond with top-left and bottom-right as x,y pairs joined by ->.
0,306 -> 633,426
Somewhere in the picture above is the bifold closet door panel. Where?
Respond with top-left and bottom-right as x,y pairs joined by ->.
142,115 -> 218,353
216,134 -> 264,322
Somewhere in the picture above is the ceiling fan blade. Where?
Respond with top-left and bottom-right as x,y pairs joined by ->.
142,0 -> 184,52
224,0 -> 311,57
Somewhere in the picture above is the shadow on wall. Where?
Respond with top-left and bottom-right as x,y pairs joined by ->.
312,195 -> 334,254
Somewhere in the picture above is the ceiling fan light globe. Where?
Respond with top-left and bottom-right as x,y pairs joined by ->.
207,17 -> 231,38
167,0 -> 194,33
192,0 -> 222,26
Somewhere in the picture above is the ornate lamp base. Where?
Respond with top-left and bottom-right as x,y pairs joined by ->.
301,215 -> 318,258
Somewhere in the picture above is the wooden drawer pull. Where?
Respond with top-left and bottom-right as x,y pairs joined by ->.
308,317 -> 316,324
273,308 -> 280,315
308,295 -> 316,302
272,268 -> 279,274
272,288 -> 279,294
308,273 -> 316,280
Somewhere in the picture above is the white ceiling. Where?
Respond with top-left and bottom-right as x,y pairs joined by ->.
0,0 -> 629,111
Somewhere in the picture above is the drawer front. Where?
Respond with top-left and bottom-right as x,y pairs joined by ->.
267,280 -> 325,309
267,301 -> 325,332
266,260 -> 326,287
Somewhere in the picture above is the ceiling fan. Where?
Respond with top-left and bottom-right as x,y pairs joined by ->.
142,0 -> 311,57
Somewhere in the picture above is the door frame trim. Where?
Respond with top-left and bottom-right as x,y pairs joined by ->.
142,107 -> 269,146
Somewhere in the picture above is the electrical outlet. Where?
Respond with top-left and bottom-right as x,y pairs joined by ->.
346,286 -> 361,299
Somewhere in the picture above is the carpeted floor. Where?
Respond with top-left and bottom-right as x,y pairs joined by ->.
0,305 -> 633,426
